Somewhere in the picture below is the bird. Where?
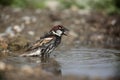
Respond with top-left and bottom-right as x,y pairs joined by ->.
20,25 -> 69,57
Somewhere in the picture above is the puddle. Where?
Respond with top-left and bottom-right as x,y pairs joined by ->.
55,48 -> 120,78
2,47 -> 120,78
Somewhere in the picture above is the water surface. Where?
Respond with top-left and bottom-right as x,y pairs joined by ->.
2,47 -> 120,78
55,48 -> 120,77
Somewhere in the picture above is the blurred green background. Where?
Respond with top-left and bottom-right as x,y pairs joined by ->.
0,0 -> 120,14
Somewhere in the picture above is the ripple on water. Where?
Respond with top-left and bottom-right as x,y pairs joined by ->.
56,48 -> 120,77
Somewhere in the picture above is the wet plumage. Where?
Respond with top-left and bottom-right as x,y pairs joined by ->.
20,25 -> 68,57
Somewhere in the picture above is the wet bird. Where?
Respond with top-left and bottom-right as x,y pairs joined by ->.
20,25 -> 68,57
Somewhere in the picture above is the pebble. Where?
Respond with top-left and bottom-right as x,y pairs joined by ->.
45,0 -> 60,11
111,19 -> 116,26
22,16 -> 31,24
28,31 -> 35,36
5,26 -> 15,37
13,25 -> 23,33
0,62 -> 6,70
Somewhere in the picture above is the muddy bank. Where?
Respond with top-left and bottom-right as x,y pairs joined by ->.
0,7 -> 120,51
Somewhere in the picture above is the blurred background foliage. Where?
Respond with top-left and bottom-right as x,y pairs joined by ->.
0,0 -> 120,14
0,0 -> 45,8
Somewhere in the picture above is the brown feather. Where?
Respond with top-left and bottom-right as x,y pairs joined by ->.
26,37 -> 54,51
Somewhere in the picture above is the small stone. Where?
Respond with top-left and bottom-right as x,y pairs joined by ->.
0,62 -> 6,70
22,16 -> 31,24
111,19 -> 116,26
28,31 -> 35,36
45,0 -> 60,11
5,26 -> 15,37
13,25 -> 22,33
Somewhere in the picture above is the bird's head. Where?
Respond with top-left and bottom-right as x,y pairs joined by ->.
50,25 -> 69,37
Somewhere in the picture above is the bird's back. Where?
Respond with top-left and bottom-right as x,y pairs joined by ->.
21,35 -> 60,57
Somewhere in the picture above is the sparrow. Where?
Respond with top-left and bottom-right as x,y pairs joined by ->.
20,25 -> 68,57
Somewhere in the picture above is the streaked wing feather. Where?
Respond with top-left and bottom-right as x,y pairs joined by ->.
26,37 -> 54,51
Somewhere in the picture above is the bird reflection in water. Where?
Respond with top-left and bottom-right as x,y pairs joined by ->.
26,57 -> 62,76
2,56 -> 61,76
40,57 -> 62,76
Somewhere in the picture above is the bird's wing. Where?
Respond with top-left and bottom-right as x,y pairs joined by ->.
26,37 -> 54,51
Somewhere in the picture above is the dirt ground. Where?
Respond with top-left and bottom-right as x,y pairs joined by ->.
0,7 -> 120,50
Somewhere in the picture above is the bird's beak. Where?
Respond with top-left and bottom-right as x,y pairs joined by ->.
63,28 -> 69,36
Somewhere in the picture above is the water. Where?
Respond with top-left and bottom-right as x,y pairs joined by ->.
2,47 -> 120,78
55,48 -> 120,77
